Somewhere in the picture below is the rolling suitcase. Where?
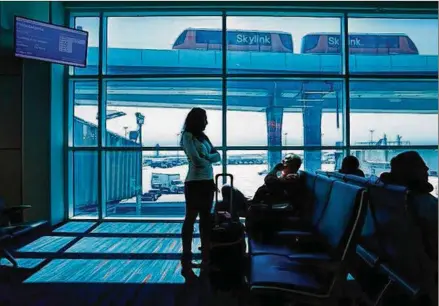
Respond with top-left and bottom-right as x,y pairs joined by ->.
209,173 -> 246,289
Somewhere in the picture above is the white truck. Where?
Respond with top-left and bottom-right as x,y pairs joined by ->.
151,173 -> 184,194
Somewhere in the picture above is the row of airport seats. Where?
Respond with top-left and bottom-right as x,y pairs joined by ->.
317,170 -> 438,306
246,172 -> 368,305
245,171 -> 437,306
0,198 -> 48,267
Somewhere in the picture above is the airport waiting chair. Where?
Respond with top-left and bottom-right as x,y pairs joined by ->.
245,173 -> 312,236
374,186 -> 436,305
350,183 -> 437,306
0,198 -> 46,267
248,180 -> 368,305
350,184 -> 408,304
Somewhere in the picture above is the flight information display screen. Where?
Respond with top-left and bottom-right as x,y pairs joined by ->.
14,16 -> 88,67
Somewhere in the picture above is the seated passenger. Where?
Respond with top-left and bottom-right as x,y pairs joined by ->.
215,185 -> 249,219
246,154 -> 306,240
253,153 -> 304,206
339,155 -> 365,177
380,151 -> 437,262
380,151 -> 433,193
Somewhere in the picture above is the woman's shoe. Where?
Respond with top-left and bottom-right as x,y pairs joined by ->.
181,266 -> 198,283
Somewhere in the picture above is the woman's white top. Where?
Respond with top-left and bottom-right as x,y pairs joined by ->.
181,132 -> 221,182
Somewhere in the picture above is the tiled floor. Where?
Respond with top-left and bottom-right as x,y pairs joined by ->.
0,221 -> 252,306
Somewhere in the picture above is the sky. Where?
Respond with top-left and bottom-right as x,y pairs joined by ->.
73,16 -> 438,147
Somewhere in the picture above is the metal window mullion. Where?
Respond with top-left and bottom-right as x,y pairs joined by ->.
221,11 -> 227,180
67,16 -> 76,219
66,80 -> 74,218
74,73 -> 438,81
97,12 -> 106,220
342,13 -> 351,156
72,145 -> 386,151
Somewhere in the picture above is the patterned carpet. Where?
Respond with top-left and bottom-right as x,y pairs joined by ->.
53,222 -> 96,233
0,221 -> 251,306
24,259 -> 199,284
66,237 -> 201,254
91,222 -> 200,235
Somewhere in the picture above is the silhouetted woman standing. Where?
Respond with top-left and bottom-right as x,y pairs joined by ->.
180,108 -> 221,280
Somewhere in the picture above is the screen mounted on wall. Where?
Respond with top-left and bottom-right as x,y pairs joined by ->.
14,16 -> 88,67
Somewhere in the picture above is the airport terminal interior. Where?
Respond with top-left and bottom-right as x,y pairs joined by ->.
0,1 -> 438,305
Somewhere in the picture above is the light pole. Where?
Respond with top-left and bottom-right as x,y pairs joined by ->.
135,112 -> 145,216
124,126 -> 128,138
284,132 -> 288,153
176,133 -> 181,162
369,129 -> 375,145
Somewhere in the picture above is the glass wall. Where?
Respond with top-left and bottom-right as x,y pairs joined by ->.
68,11 -> 438,219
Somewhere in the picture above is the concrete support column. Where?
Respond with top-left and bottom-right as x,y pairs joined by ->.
266,106 -> 283,170
302,97 -> 323,173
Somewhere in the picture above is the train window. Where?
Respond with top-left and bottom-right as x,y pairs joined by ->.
173,30 -> 187,47
301,35 -> 320,53
349,35 -> 377,48
376,36 -> 399,49
407,38 -> 419,53
279,33 -> 293,51
195,30 -> 222,44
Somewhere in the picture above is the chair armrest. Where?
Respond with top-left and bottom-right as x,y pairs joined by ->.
248,202 -> 292,210
0,233 -> 12,243
356,245 -> 380,267
380,264 -> 419,296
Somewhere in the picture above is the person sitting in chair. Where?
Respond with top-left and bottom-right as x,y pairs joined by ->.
380,151 -> 437,263
253,153 -> 304,206
246,154 -> 306,240
339,156 -> 365,177
215,185 -> 249,219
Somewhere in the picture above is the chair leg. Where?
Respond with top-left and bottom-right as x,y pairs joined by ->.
2,249 -> 18,268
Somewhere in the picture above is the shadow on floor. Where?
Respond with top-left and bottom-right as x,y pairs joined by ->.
0,268 -> 252,306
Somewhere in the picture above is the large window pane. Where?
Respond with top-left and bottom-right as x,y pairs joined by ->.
72,17 -> 99,75
226,16 -> 342,74
348,18 -> 438,75
350,80 -> 438,146
106,151 -> 222,218
226,150 -> 270,199
73,152 -> 98,218
72,81 -> 98,147
227,79 -> 344,147
104,79 -> 223,147
106,16 -> 222,75
352,149 -> 438,197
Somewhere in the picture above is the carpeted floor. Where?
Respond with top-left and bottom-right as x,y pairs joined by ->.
0,221 -> 253,306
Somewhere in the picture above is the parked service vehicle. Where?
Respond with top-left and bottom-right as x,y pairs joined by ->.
151,173 -> 185,194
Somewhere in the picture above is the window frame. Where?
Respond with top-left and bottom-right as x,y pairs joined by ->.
66,8 -> 438,220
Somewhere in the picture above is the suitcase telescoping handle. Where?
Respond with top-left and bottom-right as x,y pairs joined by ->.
215,173 -> 234,215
